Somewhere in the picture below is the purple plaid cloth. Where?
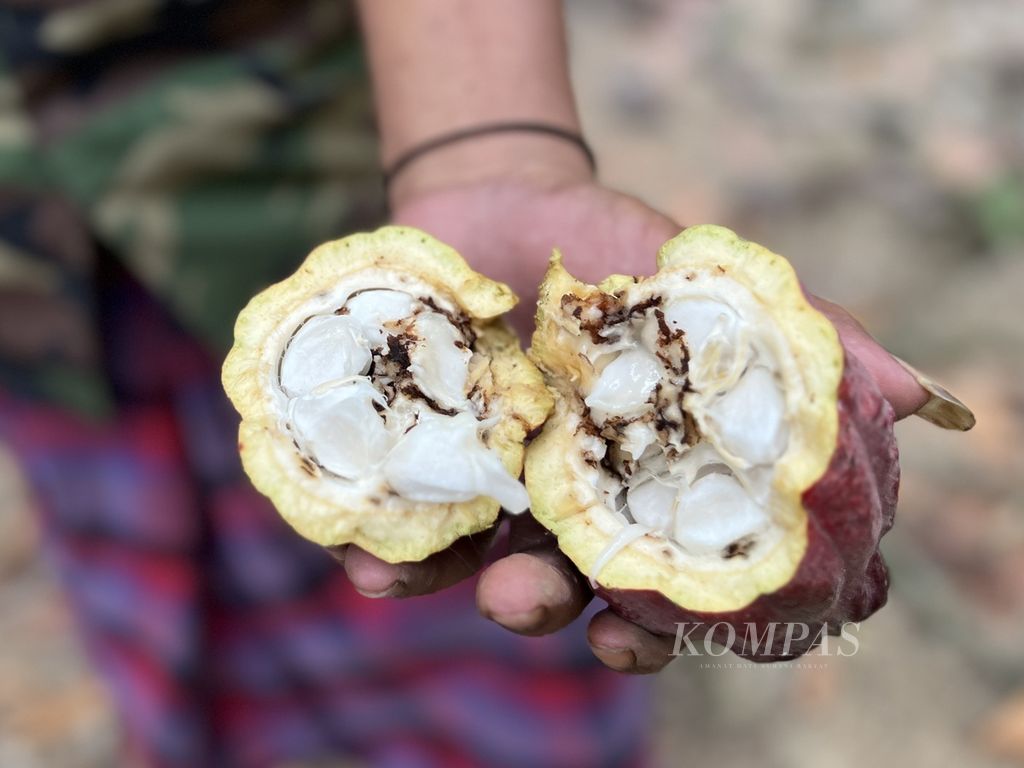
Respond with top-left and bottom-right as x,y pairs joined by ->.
0,276 -> 652,767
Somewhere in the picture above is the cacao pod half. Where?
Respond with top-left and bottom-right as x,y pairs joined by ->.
527,225 -> 928,660
223,226 -> 552,563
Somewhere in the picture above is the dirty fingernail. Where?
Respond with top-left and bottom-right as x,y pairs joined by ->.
892,356 -> 976,431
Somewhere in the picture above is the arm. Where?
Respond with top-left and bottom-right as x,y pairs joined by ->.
358,0 -> 591,206
347,0 -> 933,674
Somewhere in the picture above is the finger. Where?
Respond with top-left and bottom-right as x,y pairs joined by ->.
808,296 -> 930,419
325,543 -> 349,566
587,608 -> 677,674
476,514 -> 591,636
344,525 -> 498,598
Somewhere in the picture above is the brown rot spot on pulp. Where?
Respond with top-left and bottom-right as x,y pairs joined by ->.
562,292 -> 632,345
401,382 -> 458,417
524,424 -> 544,443
299,456 -> 319,478
511,413 -> 532,431
629,296 -> 662,317
723,537 -> 755,560
385,334 -> 412,368
575,406 -> 602,439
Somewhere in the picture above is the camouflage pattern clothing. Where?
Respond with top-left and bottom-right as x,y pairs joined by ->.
0,0 -> 384,415
0,2 -> 651,766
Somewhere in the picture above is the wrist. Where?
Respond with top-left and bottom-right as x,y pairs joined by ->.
386,128 -> 595,210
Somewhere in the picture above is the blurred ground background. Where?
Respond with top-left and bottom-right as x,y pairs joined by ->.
1,0 -> 1022,765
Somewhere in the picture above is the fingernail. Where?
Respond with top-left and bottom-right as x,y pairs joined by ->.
591,646 -> 638,672
487,606 -> 548,633
892,356 -> 976,431
354,580 -> 405,599
326,545 -> 347,566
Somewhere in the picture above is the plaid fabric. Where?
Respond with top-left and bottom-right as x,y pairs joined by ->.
0,273 -> 652,767
0,2 -> 653,765
0,0 -> 383,415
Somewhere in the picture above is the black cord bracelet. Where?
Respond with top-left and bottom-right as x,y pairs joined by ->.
382,121 -> 597,191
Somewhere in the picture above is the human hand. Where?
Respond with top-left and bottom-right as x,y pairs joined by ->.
347,0 -> 962,672
337,168 -> 941,673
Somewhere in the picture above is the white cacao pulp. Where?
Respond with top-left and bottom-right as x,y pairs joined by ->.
275,287 -> 528,512
561,275 -> 795,581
